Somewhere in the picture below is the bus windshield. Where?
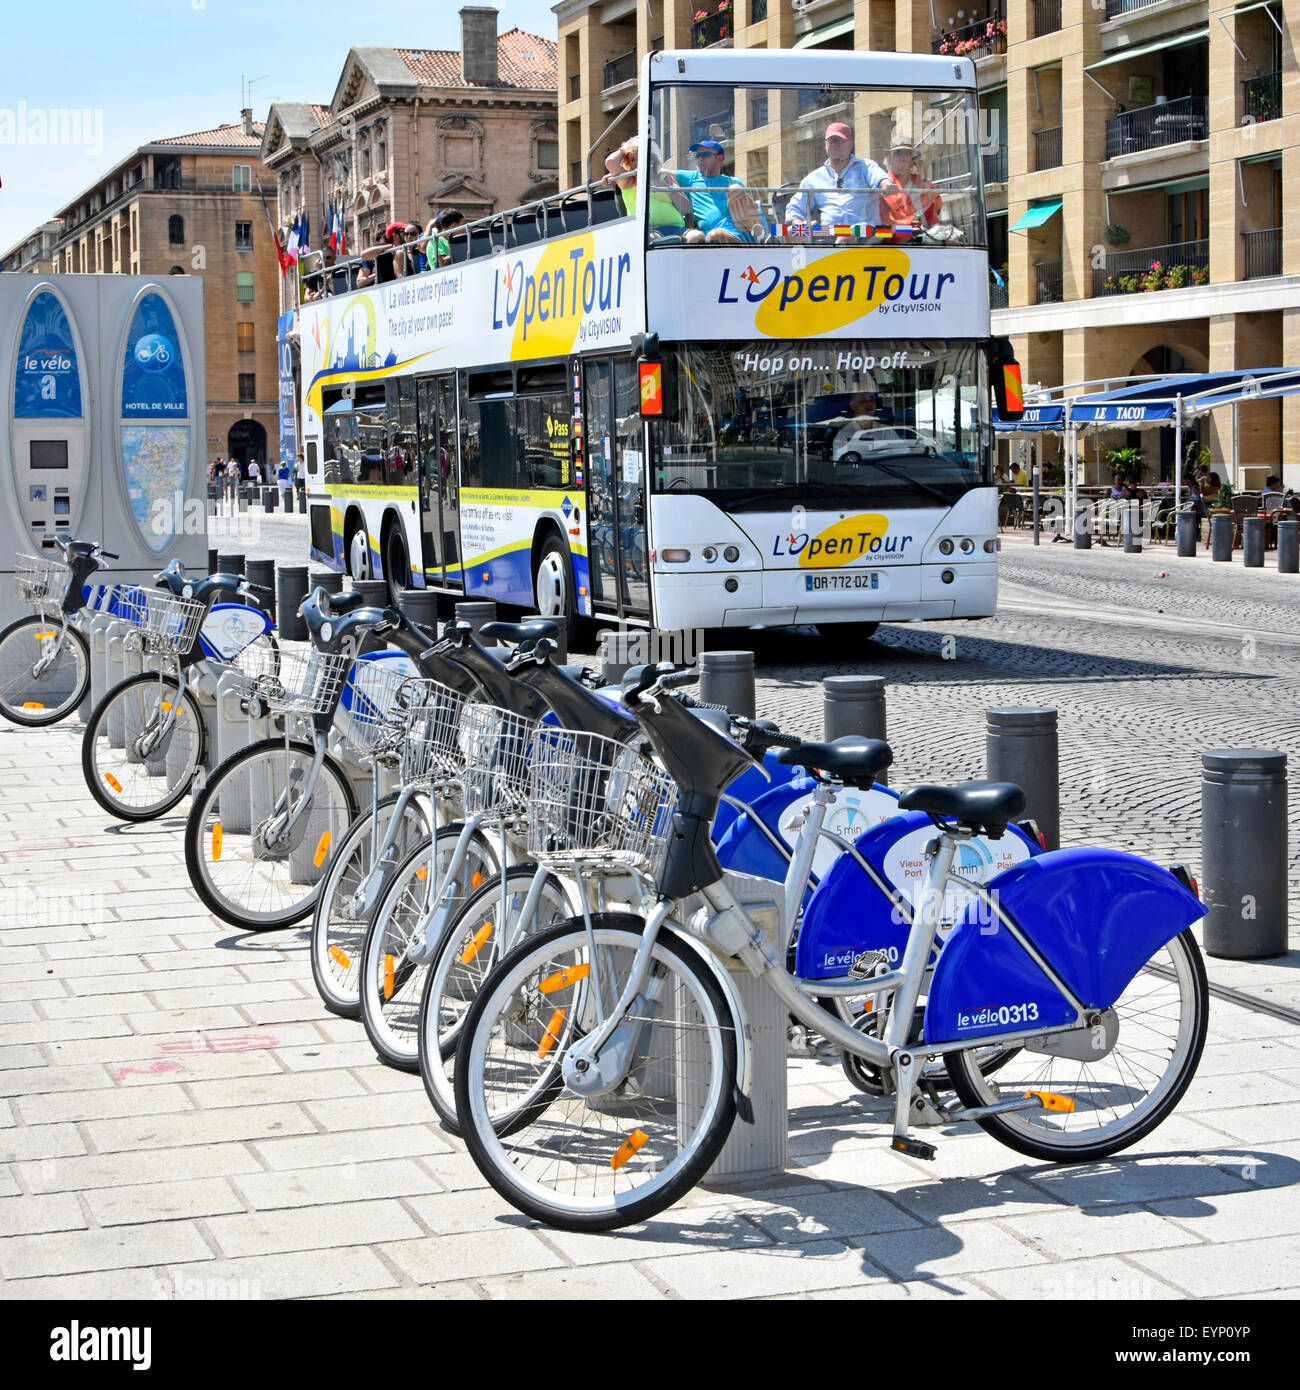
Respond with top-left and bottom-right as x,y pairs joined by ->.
653,340 -> 989,510
646,82 -> 985,249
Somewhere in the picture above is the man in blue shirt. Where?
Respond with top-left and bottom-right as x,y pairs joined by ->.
665,139 -> 756,244
785,123 -> 894,234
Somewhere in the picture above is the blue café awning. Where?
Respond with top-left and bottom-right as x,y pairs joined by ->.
993,403 -> 1065,432
1066,369 -> 1287,423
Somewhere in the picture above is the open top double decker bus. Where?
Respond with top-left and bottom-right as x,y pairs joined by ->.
299,46 -> 1018,637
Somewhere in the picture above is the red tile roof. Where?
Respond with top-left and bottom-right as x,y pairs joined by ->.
310,105 -> 332,128
395,29 -> 556,90
154,121 -> 266,148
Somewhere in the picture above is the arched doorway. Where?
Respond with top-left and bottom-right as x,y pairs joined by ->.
227,419 -> 267,469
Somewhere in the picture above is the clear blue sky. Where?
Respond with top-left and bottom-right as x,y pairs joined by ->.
0,0 -> 561,251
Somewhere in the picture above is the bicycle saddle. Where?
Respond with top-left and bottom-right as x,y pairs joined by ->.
327,590 -> 371,614
481,619 -> 559,647
897,780 -> 1026,837
776,737 -> 892,789
300,588 -> 399,652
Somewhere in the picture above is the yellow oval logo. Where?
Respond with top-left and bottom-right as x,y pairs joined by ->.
509,233 -> 594,360
753,249 -> 911,338
799,514 -> 890,569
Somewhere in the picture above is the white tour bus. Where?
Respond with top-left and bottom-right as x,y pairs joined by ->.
299,47 -> 1020,638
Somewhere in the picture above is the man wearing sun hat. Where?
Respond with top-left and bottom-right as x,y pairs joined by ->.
786,122 -> 894,232
664,138 -> 758,243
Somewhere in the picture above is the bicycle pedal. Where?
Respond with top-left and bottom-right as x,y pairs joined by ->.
890,1135 -> 937,1161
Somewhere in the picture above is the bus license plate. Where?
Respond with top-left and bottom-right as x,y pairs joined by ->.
805,573 -> 880,591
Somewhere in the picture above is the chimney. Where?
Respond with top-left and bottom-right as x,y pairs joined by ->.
241,107 -> 255,136
460,6 -> 499,86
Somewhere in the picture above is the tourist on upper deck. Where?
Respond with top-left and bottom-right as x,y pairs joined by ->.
785,123 -> 894,234
663,139 -> 760,244
424,209 -> 464,267
880,142 -> 942,230
604,138 -> 690,239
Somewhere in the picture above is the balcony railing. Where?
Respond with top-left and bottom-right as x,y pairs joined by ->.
1034,126 -> 1062,170
1243,228 -> 1281,280
932,13 -> 1006,60
1105,95 -> 1207,159
603,50 -> 636,90
691,10 -> 732,48
1093,238 -> 1209,295
751,0 -> 767,21
983,146 -> 1008,184
1035,260 -> 1063,304
1033,0 -> 1061,36
990,273 -> 1009,309
1105,0 -> 1160,16
1243,71 -> 1281,124
568,72 -> 581,101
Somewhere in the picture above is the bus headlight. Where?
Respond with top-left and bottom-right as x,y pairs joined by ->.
723,545 -> 740,563
959,538 -> 975,554
725,577 -> 739,593
940,570 -> 955,584
984,539 -> 997,553
702,546 -> 718,563
938,539 -> 954,555
661,549 -> 691,563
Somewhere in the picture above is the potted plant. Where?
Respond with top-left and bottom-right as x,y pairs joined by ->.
1104,445 -> 1145,487
1104,224 -> 1131,248
1213,480 -> 1234,511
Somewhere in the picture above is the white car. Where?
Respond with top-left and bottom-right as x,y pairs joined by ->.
833,424 -> 942,463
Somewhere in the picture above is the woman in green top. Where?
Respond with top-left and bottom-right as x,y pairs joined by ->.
605,137 -> 688,235
423,208 -> 464,268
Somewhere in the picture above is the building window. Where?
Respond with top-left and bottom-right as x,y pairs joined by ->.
168,214 -> 184,244
1167,188 -> 1208,244
537,139 -> 558,170
236,270 -> 255,303
235,221 -> 253,250
232,164 -> 252,192
237,323 -> 255,352
238,373 -> 257,402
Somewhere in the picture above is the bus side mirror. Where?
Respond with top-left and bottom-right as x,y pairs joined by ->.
989,337 -> 1023,422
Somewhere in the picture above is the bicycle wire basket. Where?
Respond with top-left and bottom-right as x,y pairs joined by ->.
527,727 -> 676,875
259,647 -> 352,717
339,660 -> 425,763
14,553 -> 72,606
459,702 -> 536,818
400,679 -> 468,787
115,590 -> 207,657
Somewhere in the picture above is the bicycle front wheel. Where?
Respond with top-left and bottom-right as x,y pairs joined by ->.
945,927 -> 1208,1161
455,914 -> 738,1232
0,617 -> 90,726
309,790 -> 433,1018
185,739 -> 358,930
82,672 -> 205,820
418,864 -> 574,1133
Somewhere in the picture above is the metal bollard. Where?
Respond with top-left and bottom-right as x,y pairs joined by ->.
310,568 -> 344,597
1073,505 -> 1091,550
1176,509 -> 1198,557
246,559 -> 276,621
297,487 -> 309,515
217,552 -> 246,577
597,629 -> 632,685
398,588 -> 440,638
276,566 -> 310,641
1210,513 -> 1233,562
1241,516 -> 1265,569
823,675 -> 887,783
985,707 -> 1059,850
1278,519 -> 1299,574
1122,501 -> 1142,553
1201,750 -> 1288,959
454,600 -> 498,639
262,487 -> 276,514
350,579 -> 388,609
699,650 -> 756,719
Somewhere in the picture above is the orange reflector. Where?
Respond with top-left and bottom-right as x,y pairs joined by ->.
211,823 -> 223,860
537,1007 -> 566,1058
383,954 -> 395,1000
863,998 -> 875,1014
328,945 -> 350,968
611,1128 -> 649,1170
103,772 -> 123,793
459,922 -> 493,964
34,630 -> 56,640
539,962 -> 590,995
313,830 -> 332,867
471,870 -> 483,889
416,865 -> 428,881
22,701 -> 46,710
160,701 -> 173,712
1026,1090 -> 1074,1113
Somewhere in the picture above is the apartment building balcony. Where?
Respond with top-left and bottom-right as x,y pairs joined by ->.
1035,260 -> 1063,304
990,272 -> 1009,309
1093,237 -> 1208,295
1242,228 -> 1281,280
1104,0 -> 1161,17
751,0 -> 767,19
1034,126 -> 1062,171
1032,0 -> 1061,38
983,146 -> 1008,185
1105,96 -> 1207,159
1242,71 -> 1281,124
603,50 -> 636,91
691,8 -> 732,48
932,13 -> 1006,60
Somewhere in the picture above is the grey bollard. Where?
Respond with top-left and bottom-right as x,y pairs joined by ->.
297,487 -> 309,515
310,568 -> 344,597
237,491 -> 249,514
1210,512 -> 1233,562
543,615 -> 569,664
398,588 -> 440,640
1241,516 -> 1265,569
985,707 -> 1059,850
1122,501 -> 1142,553
1176,508 -> 1198,557
276,566 -> 310,641
699,650 -> 756,719
350,579 -> 388,609
597,629 -> 632,685
824,674 -> 887,784
455,600 -> 498,640
1201,750 -> 1288,959
246,559 -> 276,620
1278,518 -> 1299,574
262,487 -> 276,513
1073,505 -> 1091,549
208,548 -> 219,575
217,552 -> 245,577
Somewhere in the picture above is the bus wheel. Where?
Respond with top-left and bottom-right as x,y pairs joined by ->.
347,524 -> 371,581
382,526 -> 411,605
816,621 -> 879,643
533,534 -> 575,624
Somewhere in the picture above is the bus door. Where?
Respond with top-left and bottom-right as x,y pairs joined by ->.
582,355 -> 648,616
416,374 -> 462,587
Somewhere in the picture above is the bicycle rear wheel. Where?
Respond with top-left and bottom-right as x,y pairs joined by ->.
455,913 -> 738,1232
82,672 -> 205,820
0,617 -> 89,726
185,738 -> 358,930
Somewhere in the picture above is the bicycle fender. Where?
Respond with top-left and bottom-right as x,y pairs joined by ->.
794,811 -> 1040,981
923,848 -> 1207,1045
712,752 -> 804,844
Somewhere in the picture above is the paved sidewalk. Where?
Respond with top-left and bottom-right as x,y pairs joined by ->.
2,720 -> 1299,1300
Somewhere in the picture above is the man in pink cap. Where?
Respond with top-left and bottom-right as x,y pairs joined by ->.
785,122 -> 894,235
